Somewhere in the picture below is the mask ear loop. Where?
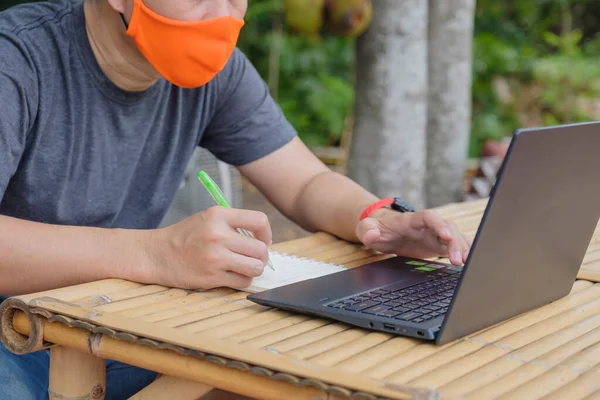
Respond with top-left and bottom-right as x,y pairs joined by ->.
119,13 -> 129,29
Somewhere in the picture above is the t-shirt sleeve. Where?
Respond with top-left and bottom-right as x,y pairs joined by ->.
200,48 -> 297,166
0,31 -> 38,200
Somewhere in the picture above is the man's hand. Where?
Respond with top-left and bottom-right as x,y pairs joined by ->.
142,206 -> 271,290
356,208 -> 472,266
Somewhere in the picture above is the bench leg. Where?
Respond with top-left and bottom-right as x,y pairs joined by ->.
49,346 -> 106,400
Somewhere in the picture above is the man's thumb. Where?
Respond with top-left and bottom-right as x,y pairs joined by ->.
356,218 -> 381,246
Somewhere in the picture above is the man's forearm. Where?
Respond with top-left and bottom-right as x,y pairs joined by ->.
0,215 -> 150,295
292,171 -> 380,242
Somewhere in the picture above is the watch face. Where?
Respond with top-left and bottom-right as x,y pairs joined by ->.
392,198 -> 416,212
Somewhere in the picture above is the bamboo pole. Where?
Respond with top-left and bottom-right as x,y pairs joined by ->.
335,337 -> 420,374
200,308 -> 292,338
263,323 -> 349,353
49,346 -> 106,400
119,289 -> 236,319
11,311 -> 384,400
0,298 -> 50,354
441,318 -> 600,398
129,375 -> 213,400
286,329 -> 367,360
309,332 -> 391,368
142,292 -> 248,323
579,269 -> 600,283
496,341 -> 600,399
269,232 -> 337,254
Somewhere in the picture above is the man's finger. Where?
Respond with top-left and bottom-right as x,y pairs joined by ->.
421,232 -> 449,255
446,221 -> 464,265
225,252 -> 266,278
356,218 -> 381,246
222,271 -> 253,290
220,207 -> 273,246
226,233 -> 270,266
461,233 -> 472,262
410,210 -> 453,241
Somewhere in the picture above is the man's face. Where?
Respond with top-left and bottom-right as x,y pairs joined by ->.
113,0 -> 248,21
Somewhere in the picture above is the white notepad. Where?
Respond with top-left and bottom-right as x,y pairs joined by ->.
244,251 -> 347,293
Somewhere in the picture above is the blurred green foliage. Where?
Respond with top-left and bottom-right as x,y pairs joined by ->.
237,0 -> 356,148
469,0 -> 600,156
3,0 -> 600,157
239,0 -> 600,157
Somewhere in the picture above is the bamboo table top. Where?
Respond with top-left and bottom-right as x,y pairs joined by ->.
2,198 -> 600,400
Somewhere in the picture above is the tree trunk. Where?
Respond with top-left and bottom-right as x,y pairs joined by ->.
347,0 -> 429,209
425,0 -> 475,208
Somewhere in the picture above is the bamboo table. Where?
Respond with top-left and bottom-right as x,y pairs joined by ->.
2,198 -> 600,400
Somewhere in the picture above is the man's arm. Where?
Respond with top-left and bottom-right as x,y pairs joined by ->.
0,207 -> 273,295
0,215 -> 151,295
201,48 -> 470,264
238,137 -> 471,265
238,137 -> 377,243
199,48 -> 377,242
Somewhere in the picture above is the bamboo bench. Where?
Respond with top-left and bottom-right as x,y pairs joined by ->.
1,198 -> 600,399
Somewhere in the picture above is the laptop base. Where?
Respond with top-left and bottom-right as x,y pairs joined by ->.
247,256 -> 461,341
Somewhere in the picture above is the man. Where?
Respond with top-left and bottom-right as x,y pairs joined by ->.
0,0 -> 472,398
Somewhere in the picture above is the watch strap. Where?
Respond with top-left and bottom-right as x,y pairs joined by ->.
360,198 -> 394,220
360,197 -> 415,220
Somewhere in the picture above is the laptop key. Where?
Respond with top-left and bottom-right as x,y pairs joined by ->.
372,289 -> 390,295
378,310 -> 400,318
412,317 -> 425,323
395,311 -> 424,321
384,281 -> 420,293
362,305 -> 390,315
344,300 -> 381,312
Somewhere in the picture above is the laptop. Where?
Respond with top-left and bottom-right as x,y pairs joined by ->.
247,121 -> 600,345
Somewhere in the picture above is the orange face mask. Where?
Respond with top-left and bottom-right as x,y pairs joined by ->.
124,0 -> 244,88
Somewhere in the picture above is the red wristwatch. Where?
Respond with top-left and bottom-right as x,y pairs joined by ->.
360,197 -> 416,220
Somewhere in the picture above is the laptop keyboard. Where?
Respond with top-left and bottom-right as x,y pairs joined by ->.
326,270 -> 460,324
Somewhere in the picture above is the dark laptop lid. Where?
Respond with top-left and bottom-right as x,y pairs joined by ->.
437,121 -> 600,345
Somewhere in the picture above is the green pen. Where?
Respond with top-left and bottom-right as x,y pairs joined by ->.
198,170 -> 274,271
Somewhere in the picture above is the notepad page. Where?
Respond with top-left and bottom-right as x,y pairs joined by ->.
244,251 -> 346,293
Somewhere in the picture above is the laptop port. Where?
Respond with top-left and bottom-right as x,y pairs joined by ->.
383,323 -> 396,331
417,331 -> 425,336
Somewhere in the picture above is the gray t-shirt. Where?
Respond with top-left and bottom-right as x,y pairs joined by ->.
0,0 -> 296,229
